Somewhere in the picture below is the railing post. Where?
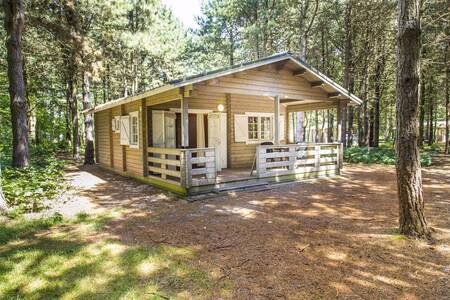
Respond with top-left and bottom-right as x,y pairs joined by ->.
180,149 -> 192,188
208,148 -> 217,184
289,145 -> 296,173
256,145 -> 262,177
314,145 -> 321,170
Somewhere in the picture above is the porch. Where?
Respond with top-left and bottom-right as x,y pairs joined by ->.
146,142 -> 343,195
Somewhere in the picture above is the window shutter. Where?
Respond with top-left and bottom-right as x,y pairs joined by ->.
279,115 -> 285,140
120,115 -> 130,145
234,114 -> 248,142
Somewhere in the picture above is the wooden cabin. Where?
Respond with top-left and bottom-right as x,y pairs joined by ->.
90,52 -> 362,195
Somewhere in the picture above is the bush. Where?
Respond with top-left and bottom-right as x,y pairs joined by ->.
344,145 -> 433,167
0,146 -> 67,214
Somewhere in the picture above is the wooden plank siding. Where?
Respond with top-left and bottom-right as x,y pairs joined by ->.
227,94 -> 287,168
123,101 -> 143,175
95,110 -> 111,167
111,106 -> 122,171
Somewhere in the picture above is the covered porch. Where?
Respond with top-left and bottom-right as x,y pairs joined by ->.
144,91 -> 347,195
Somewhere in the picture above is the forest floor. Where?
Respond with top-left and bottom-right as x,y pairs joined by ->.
1,158 -> 449,299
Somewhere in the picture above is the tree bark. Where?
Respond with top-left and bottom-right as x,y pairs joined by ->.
427,83 -> 434,146
0,166 -> 8,212
67,61 -> 79,158
372,55 -> 385,147
395,0 -> 429,238
82,71 -> 95,164
4,0 -> 29,168
418,77 -> 425,146
445,42 -> 449,154
343,1 -> 353,147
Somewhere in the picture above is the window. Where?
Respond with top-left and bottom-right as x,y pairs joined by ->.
234,113 -> 284,144
247,115 -> 272,142
129,111 -> 139,148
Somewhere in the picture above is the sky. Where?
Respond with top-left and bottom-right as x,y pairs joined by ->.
161,0 -> 203,29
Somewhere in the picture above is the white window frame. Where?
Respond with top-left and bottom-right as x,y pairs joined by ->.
112,116 -> 121,133
129,111 -> 139,149
244,112 -> 274,144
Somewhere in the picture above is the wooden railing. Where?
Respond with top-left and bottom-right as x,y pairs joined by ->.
255,143 -> 342,178
147,147 -> 216,188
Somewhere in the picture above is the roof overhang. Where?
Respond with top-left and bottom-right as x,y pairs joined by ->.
88,52 -> 362,114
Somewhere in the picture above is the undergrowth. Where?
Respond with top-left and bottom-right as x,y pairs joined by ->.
0,144 -> 67,214
344,144 -> 435,166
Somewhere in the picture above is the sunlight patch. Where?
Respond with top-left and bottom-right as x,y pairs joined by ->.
327,251 -> 347,261
71,171 -> 106,188
215,206 -> 261,219
137,261 -> 160,276
24,278 -> 47,294
103,242 -> 127,255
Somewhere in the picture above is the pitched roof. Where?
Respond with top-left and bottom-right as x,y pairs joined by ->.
92,52 -> 362,113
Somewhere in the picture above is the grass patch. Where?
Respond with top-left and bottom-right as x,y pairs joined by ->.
391,234 -> 408,241
0,213 -> 225,299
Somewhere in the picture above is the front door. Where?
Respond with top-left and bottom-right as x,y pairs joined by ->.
208,113 -> 227,171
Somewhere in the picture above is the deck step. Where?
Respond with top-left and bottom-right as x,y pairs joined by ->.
214,181 -> 269,193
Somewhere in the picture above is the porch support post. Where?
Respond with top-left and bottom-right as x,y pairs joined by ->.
274,95 -> 280,144
180,88 -> 189,148
336,101 -> 344,169
141,99 -> 148,177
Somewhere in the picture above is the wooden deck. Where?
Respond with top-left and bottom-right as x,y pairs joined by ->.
217,168 -> 256,183
141,143 -> 343,195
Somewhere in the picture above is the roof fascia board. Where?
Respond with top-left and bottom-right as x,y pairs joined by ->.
287,57 -> 363,105
93,84 -> 177,113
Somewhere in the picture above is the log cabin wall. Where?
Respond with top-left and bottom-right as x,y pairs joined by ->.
94,109 -> 111,167
95,100 -> 143,177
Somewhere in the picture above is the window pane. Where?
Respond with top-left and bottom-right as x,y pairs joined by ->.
261,117 -> 272,140
131,116 -> 138,144
248,116 -> 258,140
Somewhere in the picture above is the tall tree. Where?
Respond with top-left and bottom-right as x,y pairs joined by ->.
4,0 -> 29,168
395,0 -> 429,237
82,71 -> 95,164
343,1 -> 353,147
445,42 -> 449,154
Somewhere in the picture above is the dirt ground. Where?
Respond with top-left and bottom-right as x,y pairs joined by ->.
62,157 -> 450,299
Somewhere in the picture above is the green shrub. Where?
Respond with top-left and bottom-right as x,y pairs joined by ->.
0,146 -> 67,214
344,146 -> 433,167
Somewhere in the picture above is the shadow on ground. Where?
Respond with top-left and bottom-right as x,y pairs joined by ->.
1,158 -> 449,299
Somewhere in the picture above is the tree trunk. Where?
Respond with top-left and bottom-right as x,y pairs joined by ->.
0,166 -> 8,212
82,71 -> 95,165
395,0 -> 429,238
373,55 -> 384,147
4,0 -> 29,168
427,90 -> 434,146
418,77 -> 425,146
327,110 -> 333,142
68,67 -> 79,159
369,106 -> 375,148
357,108 -> 363,147
343,1 -> 353,148
445,42 -> 449,154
